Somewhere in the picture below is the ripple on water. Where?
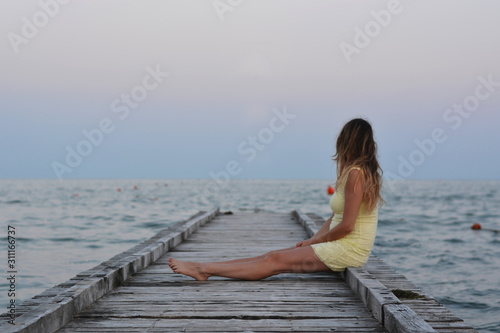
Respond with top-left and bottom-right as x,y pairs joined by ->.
478,321 -> 500,333
5,199 -> 27,204
467,288 -> 500,298
108,238 -> 143,244
375,237 -> 420,248
140,220 -> 171,228
24,216 -> 41,221
86,244 -> 103,249
440,296 -> 491,310
14,237 -> 34,242
48,237 -> 82,242
443,238 -> 466,244
121,215 -> 136,222
91,216 -> 112,221
435,257 -> 458,267
378,218 -> 400,225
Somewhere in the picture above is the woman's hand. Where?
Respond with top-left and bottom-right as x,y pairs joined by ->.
296,238 -> 315,248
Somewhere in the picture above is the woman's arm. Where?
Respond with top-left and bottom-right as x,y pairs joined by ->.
296,212 -> 334,247
299,169 -> 363,246
312,212 -> 334,238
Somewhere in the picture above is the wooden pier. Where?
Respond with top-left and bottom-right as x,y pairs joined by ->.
1,208 -> 476,332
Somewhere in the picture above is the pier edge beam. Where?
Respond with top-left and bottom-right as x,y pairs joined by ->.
292,209 -> 437,333
0,207 -> 220,333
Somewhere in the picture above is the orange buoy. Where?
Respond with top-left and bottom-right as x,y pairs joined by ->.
133,185 -> 138,190
117,188 -> 122,192
74,193 -> 79,197
154,197 -> 158,201
328,185 -> 335,195
471,223 -> 500,233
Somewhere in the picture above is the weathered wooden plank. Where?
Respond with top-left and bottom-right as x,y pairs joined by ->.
58,318 -> 387,332
384,303 -> 436,333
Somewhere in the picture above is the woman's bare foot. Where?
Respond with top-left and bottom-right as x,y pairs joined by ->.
169,258 -> 210,281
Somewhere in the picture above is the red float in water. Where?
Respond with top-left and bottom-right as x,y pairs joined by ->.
471,223 -> 500,233
328,185 -> 335,195
117,188 -> 122,192
134,185 -> 138,190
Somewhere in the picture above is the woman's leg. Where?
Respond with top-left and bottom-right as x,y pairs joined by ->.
205,247 -> 296,265
168,246 -> 330,281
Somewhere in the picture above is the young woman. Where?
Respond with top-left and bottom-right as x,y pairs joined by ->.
169,118 -> 384,281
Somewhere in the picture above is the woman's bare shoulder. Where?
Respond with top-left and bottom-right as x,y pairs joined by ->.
345,168 -> 363,190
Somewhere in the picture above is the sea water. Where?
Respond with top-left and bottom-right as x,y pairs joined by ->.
0,179 -> 499,332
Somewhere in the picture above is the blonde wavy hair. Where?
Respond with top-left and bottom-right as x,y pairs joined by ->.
333,118 -> 385,212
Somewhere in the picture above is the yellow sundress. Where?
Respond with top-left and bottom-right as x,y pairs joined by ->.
311,167 -> 378,271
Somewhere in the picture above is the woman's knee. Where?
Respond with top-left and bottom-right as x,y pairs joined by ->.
264,249 -> 281,259
265,247 -> 295,257
263,251 -> 281,266
265,248 -> 329,273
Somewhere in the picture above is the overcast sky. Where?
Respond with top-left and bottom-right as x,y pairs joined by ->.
1,0 -> 499,180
